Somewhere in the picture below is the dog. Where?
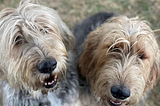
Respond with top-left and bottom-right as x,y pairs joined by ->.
73,12 -> 160,106
0,0 -> 79,106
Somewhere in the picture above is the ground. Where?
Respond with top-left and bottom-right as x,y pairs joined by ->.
0,0 -> 160,105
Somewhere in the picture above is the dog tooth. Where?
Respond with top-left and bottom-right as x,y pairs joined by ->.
45,83 -> 47,85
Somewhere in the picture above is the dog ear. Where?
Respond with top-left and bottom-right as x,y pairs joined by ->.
144,50 -> 160,92
60,23 -> 75,51
53,17 -> 75,51
79,29 -> 100,79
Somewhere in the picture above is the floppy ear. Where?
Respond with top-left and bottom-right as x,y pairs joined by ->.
144,50 -> 160,93
60,23 -> 75,51
0,9 -> 16,80
79,29 -> 100,79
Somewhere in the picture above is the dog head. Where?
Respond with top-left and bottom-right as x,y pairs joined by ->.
79,16 -> 160,105
0,0 -> 74,96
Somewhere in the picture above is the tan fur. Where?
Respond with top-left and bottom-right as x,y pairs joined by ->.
79,16 -> 160,105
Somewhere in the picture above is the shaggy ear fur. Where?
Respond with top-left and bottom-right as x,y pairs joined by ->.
60,23 -> 75,51
144,51 -> 160,92
79,29 -> 100,79
50,11 -> 75,51
0,9 -> 16,80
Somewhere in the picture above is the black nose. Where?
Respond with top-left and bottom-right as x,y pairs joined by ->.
111,85 -> 130,100
38,58 -> 57,74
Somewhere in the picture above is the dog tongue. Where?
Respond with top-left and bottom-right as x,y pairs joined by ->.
113,100 -> 121,104
110,100 -> 122,105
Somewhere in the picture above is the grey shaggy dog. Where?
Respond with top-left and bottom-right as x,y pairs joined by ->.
0,0 -> 79,106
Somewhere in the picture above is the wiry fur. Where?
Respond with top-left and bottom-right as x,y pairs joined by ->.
73,12 -> 160,106
0,0 -> 79,106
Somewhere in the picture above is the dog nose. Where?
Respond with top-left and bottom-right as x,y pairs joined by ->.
38,57 -> 57,74
111,85 -> 130,100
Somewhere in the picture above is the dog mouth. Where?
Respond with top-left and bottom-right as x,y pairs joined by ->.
108,100 -> 122,106
42,74 -> 58,89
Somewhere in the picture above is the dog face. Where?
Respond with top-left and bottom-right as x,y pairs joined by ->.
0,0 -> 74,94
79,16 -> 160,105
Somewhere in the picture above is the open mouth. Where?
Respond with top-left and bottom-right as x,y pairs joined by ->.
108,100 -> 122,106
42,74 -> 58,89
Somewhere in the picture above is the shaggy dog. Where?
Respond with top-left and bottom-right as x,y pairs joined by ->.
0,0 -> 79,106
73,12 -> 160,106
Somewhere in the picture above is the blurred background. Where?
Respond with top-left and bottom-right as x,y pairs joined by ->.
0,0 -> 160,105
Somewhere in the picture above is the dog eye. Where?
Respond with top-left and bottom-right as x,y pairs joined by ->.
138,54 -> 147,60
40,29 -> 48,34
111,48 -> 121,52
14,35 -> 25,46
40,27 -> 50,34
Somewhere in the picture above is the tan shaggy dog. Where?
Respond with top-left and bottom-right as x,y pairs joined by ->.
73,13 -> 160,106
0,0 -> 80,106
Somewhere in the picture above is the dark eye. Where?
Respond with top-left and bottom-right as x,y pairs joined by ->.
111,48 -> 121,52
40,27 -> 50,34
138,53 -> 146,60
40,29 -> 48,34
14,35 -> 25,46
